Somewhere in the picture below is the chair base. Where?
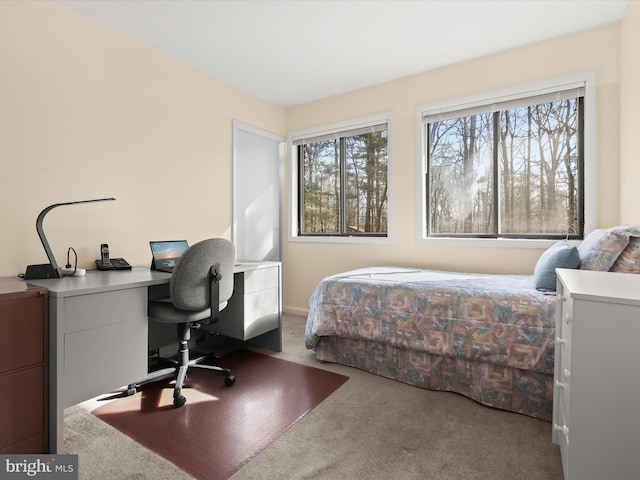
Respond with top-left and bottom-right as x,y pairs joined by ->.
127,355 -> 236,407
127,324 -> 235,407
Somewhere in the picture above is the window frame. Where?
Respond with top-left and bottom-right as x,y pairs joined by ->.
289,113 -> 393,244
414,72 -> 597,248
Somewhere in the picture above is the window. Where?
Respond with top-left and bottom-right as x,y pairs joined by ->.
291,117 -> 389,239
418,77 -> 592,242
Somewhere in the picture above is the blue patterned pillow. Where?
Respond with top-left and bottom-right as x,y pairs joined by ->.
534,241 -> 580,291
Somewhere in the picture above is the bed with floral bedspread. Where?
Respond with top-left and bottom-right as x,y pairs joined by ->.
304,227 -> 640,421
305,267 -> 557,420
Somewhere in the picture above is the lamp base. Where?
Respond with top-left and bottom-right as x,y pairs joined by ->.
24,263 -> 60,280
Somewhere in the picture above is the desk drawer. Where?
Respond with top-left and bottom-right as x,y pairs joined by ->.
243,267 -> 279,293
243,287 -> 279,339
217,287 -> 279,341
63,287 -> 147,333
64,317 -> 147,407
0,296 -> 45,374
0,366 -> 45,450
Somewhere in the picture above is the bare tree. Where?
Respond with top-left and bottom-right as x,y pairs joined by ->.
428,97 -> 579,236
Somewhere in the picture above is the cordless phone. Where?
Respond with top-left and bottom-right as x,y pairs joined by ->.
100,243 -> 111,267
95,243 -> 131,271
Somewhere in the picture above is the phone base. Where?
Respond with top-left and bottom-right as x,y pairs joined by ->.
96,259 -> 132,271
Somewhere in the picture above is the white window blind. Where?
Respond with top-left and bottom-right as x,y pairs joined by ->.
423,85 -> 585,124
292,122 -> 387,146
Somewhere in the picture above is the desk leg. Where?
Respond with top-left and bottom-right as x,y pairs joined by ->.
49,297 -> 64,453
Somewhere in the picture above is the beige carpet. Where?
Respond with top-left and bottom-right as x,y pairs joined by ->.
64,314 -> 563,480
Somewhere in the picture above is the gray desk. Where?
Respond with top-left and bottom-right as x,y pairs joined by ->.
27,262 -> 282,453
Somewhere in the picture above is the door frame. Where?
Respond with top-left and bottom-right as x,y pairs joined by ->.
231,120 -> 285,262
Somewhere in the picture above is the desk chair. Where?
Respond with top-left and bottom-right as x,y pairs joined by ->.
127,238 -> 236,407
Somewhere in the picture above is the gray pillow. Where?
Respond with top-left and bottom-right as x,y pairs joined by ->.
534,241 -> 580,291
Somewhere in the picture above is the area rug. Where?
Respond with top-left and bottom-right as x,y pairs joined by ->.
92,349 -> 348,480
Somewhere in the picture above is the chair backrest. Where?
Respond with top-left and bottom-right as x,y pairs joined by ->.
169,238 -> 235,311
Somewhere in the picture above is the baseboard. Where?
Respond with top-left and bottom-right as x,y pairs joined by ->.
284,306 -> 309,317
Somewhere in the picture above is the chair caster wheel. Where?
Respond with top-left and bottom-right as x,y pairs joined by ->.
174,395 -> 186,408
225,375 -> 236,386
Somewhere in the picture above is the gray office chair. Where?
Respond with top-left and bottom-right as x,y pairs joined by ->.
127,238 -> 236,407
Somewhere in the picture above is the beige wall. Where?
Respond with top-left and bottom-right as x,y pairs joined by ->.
1,1 -> 632,317
0,1 -> 285,277
620,0 -> 640,225
284,23 -> 622,315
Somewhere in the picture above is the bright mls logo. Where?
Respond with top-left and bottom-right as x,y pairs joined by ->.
0,455 -> 77,479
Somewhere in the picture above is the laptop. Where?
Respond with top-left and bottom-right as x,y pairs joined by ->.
149,240 -> 189,273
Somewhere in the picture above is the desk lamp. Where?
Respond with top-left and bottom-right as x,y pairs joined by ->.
24,197 -> 116,279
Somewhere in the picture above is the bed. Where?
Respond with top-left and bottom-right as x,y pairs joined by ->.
305,226 -> 640,421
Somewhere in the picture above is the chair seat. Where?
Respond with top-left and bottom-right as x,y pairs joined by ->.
149,299 -> 210,324
149,298 -> 229,324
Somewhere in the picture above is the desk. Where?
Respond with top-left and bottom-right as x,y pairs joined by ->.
27,262 -> 282,453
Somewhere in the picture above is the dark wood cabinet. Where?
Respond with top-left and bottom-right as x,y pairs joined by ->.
0,278 -> 49,453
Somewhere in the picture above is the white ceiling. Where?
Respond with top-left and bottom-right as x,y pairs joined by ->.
56,0 -> 628,107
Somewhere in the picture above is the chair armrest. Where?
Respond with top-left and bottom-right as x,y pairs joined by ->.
209,264 -> 221,322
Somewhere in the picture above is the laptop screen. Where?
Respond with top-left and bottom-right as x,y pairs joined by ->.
149,240 -> 189,271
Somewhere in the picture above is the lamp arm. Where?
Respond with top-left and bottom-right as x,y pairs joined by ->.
35,197 -> 116,277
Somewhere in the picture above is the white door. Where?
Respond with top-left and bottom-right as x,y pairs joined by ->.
232,121 -> 284,262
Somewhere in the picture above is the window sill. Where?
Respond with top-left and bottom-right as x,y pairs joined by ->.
289,235 -> 392,245
418,236 -> 580,249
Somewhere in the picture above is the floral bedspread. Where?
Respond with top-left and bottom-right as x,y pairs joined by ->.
305,267 -> 557,374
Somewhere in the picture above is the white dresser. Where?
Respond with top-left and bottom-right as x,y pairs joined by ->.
553,269 -> 640,480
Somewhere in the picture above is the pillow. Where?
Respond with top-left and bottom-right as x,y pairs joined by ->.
577,226 -> 638,271
534,241 -> 580,291
610,236 -> 640,273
